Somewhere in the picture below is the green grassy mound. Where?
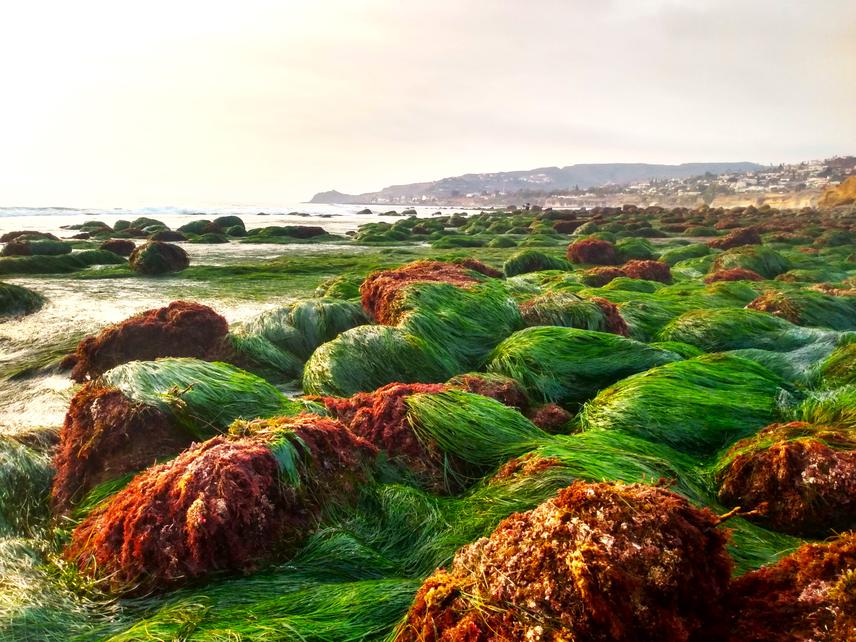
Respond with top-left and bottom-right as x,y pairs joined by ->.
487,326 -> 681,404
579,354 -> 788,456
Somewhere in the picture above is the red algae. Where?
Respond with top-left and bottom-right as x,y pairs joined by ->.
526,403 -> 573,433
446,373 -> 529,410
717,422 -> 856,536
704,268 -> 765,283
395,481 -> 732,642
314,382 -> 449,484
69,301 -> 229,382
360,261 -> 484,324
566,238 -> 619,265
65,414 -> 376,593
52,384 -> 189,513
708,227 -> 762,250
724,532 -> 856,642
581,266 -> 627,287
621,259 -> 672,283
589,296 -> 630,336
746,292 -> 801,324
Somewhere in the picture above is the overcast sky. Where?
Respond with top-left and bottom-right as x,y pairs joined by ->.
0,0 -> 853,207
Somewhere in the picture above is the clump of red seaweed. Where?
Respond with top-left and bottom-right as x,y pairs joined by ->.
708,227 -> 762,250
581,266 -> 627,287
566,238 -> 619,265
491,453 -> 562,482
716,422 -> 856,537
395,481 -> 732,642
359,261 -> 486,324
68,301 -> 229,382
526,403 -> 573,433
723,532 -> 856,642
51,384 -> 189,513
446,373 -> 528,410
314,382 -> 450,485
589,296 -> 630,336
621,259 -> 672,283
704,268 -> 765,283
64,414 -> 376,593
746,292 -> 801,324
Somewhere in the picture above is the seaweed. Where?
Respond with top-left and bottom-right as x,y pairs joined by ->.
487,326 -> 679,404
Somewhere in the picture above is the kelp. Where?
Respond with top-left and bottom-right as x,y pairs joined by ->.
487,326 -> 680,404
302,326 -> 451,397
579,354 -> 789,456
101,358 -> 307,438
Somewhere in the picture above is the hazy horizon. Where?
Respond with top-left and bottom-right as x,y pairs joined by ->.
1,0 -> 854,208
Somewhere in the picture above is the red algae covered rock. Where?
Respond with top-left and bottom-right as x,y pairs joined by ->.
724,532 -> 856,642
99,239 -> 136,257
65,414 -> 377,593
589,296 -> 630,336
69,301 -> 229,382
746,291 -> 801,324
314,382 -> 448,485
621,259 -> 672,283
580,266 -> 626,287
360,260 -> 485,324
708,227 -> 762,250
395,481 -> 732,642
716,422 -> 856,537
566,238 -> 619,265
526,403 -> 573,433
129,240 -> 189,275
446,372 -> 528,410
704,268 -> 765,283
52,384 -> 189,513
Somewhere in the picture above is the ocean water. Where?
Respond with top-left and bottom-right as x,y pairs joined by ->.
0,203 -> 476,432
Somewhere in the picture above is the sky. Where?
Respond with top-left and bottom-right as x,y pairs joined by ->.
0,0 -> 854,207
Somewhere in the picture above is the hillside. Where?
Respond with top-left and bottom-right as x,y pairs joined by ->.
310,162 -> 763,204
